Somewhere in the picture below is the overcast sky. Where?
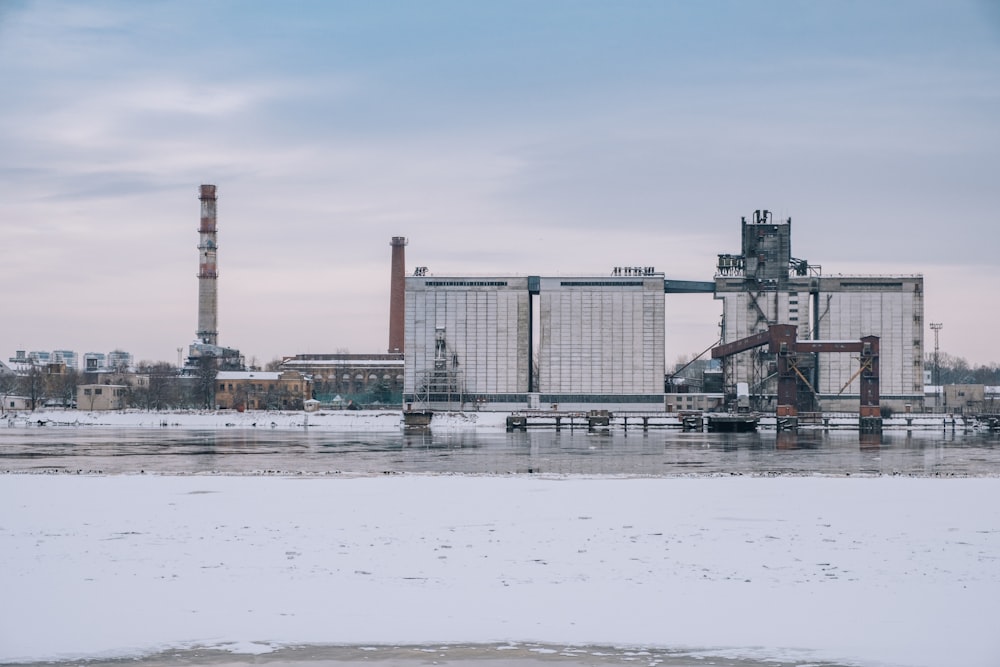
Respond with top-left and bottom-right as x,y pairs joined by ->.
2,0 -> 998,367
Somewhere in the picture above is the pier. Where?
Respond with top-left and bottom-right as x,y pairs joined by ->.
504,410 -> 714,433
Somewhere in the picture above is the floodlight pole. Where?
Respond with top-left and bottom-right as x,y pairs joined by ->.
930,323 -> 943,411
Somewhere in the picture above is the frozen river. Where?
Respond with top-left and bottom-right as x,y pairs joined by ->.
4,424 -> 999,667
1,425 -> 997,476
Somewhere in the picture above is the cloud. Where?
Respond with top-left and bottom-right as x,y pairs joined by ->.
1,1 -> 998,365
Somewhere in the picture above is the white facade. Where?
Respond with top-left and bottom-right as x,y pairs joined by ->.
84,352 -> 107,370
404,274 -> 667,409
715,275 -> 925,411
404,277 -> 531,402
538,276 -> 664,396
814,276 -> 924,407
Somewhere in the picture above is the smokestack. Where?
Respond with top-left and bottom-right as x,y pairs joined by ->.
197,184 -> 219,346
388,236 -> 407,354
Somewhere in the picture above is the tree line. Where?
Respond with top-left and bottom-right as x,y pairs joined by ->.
925,353 -> 1000,385
0,360 -> 220,412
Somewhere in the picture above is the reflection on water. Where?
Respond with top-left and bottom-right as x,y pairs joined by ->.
0,425 -> 997,476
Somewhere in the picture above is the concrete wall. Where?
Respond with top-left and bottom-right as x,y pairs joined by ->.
814,276 -> 924,410
404,277 -> 531,399
538,276 -> 664,395
943,384 -> 986,414
77,384 -> 127,410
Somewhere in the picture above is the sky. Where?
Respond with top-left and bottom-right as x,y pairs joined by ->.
1,0 -> 999,367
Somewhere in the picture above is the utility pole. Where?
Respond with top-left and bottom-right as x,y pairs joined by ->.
930,322 -> 943,411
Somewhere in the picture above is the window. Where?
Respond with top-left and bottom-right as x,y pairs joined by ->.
84,388 -> 92,396
95,388 -> 103,395
219,383 -> 225,391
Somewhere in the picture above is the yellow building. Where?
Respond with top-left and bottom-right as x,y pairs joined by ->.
77,384 -> 128,411
216,370 -> 311,410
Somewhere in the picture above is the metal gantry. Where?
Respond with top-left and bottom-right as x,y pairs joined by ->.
711,324 -> 881,431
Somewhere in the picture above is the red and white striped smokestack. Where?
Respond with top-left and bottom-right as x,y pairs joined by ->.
197,185 -> 219,346
388,236 -> 407,354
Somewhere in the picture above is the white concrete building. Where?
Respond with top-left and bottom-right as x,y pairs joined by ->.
404,273 -> 668,411
538,275 -> 664,405
404,277 -> 531,407
813,276 -> 924,410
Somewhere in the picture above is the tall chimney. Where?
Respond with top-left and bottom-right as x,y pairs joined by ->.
388,236 -> 407,354
197,185 -> 219,346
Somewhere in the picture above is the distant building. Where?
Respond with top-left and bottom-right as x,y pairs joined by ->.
215,370 -> 311,410
664,393 -> 724,413
106,349 -> 134,370
28,351 -> 51,365
3,396 -> 31,412
84,352 -> 107,371
943,384 -> 987,415
77,384 -> 128,411
185,341 -> 244,372
51,350 -> 79,372
279,354 -> 403,407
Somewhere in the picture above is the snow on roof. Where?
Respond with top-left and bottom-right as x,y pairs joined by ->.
282,359 -> 403,367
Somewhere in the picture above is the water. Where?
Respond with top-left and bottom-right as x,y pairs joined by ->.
3,425 -> 997,667
1,425 -> 997,477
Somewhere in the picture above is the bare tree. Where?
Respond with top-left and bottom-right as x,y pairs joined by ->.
0,370 -> 19,415
133,362 -> 180,410
926,353 -> 1000,385
47,368 -> 79,408
192,356 -> 218,409
19,361 -> 44,410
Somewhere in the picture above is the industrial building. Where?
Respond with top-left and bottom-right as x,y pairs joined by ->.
714,211 -> 924,412
185,185 -> 243,372
537,275 -> 664,401
404,208 -> 924,414
214,369 -> 311,410
403,272 -> 666,410
404,276 -> 532,407
279,353 -> 403,407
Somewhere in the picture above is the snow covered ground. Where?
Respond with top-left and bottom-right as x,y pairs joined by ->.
3,474 -> 999,667
6,409 -> 507,430
7,408 -> 980,432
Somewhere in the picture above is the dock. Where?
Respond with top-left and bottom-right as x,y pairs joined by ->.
504,410 -> 706,433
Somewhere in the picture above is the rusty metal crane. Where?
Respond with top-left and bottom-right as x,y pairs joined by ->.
711,324 -> 881,431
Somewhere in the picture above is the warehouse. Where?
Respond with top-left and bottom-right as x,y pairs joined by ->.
403,277 -> 532,408
401,208 -> 924,414
403,273 -> 666,411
